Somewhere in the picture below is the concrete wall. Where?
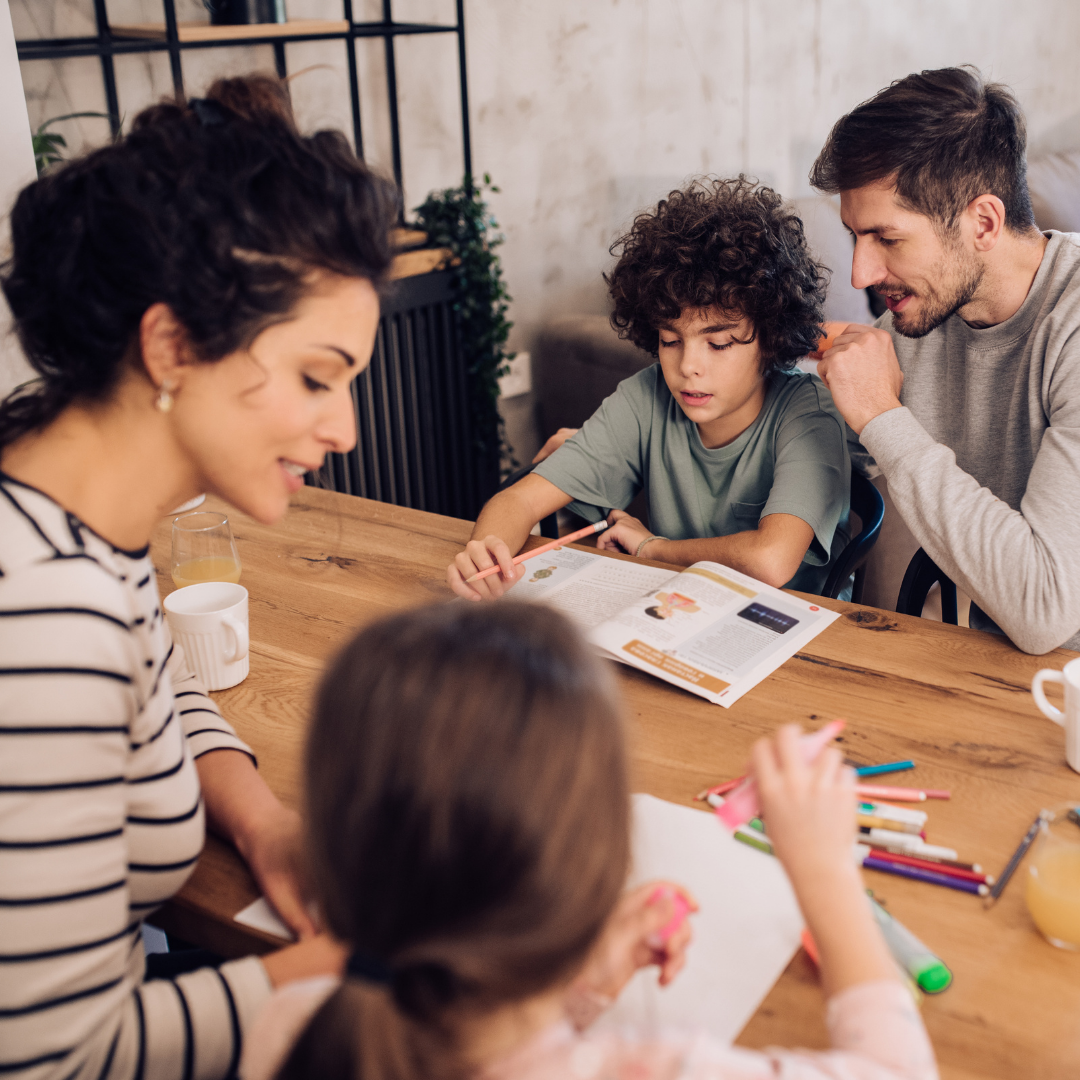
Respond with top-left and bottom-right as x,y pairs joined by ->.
12,0 -> 1080,368
0,0 -> 37,398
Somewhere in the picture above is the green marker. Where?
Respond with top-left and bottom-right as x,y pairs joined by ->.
733,826 -> 773,856
869,896 -> 952,993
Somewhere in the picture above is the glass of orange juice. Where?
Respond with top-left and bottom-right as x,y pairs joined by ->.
1025,804 -> 1080,950
171,511 -> 242,590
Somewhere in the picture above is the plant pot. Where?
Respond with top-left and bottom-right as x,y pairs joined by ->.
204,0 -> 286,25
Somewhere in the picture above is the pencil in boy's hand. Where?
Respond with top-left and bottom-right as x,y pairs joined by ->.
463,519 -> 610,584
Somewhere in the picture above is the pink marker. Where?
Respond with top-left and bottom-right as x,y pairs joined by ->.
715,720 -> 846,832
648,885 -> 692,943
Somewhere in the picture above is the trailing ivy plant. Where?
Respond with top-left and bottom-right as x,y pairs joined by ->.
413,174 -> 517,475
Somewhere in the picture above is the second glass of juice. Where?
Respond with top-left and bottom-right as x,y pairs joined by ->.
1025,805 -> 1080,950
172,511 -> 242,589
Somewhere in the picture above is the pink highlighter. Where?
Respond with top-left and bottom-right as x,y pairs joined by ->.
714,720 -> 846,831
648,885 -> 692,943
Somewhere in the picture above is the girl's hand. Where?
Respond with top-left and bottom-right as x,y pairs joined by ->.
596,510 -> 652,556
571,880 -> 697,1003
446,535 -> 526,600
750,724 -> 858,889
750,725 -> 900,999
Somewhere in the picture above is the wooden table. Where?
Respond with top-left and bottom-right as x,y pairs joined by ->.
150,487 -> 1080,1080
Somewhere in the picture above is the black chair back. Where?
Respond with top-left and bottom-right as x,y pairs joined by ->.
896,548 -> 958,624
822,468 -> 885,601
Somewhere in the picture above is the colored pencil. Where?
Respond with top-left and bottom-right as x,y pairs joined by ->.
695,777 -> 743,801
867,849 -> 993,885
464,519 -> 609,583
985,810 -> 1048,906
855,760 -> 915,778
857,784 -> 926,801
863,856 -> 988,896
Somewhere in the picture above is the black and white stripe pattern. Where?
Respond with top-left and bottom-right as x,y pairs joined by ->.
0,476 -> 271,1080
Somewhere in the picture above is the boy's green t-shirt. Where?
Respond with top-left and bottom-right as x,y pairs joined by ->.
532,364 -> 851,594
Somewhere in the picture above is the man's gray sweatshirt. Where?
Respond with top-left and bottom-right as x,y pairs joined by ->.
859,230 -> 1080,655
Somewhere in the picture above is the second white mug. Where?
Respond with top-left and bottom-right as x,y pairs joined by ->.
1031,656 -> 1080,774
164,581 -> 250,691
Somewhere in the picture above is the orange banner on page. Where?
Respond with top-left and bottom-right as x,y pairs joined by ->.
622,640 -> 730,694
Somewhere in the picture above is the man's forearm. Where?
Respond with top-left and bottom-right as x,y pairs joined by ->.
863,408 -> 1080,653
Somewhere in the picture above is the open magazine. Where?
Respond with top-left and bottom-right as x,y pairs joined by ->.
515,546 -> 838,707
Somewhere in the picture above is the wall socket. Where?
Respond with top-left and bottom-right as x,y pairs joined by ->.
498,351 -> 532,398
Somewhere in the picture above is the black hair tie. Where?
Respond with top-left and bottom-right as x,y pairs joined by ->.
345,950 -> 394,986
190,98 -> 227,127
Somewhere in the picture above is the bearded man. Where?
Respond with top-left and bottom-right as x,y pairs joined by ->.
811,66 -> 1080,654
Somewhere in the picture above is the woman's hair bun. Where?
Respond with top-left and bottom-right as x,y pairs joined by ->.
0,73 -> 398,447
201,73 -> 297,131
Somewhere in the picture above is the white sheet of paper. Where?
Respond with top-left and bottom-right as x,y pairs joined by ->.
592,794 -> 804,1044
234,896 -> 295,942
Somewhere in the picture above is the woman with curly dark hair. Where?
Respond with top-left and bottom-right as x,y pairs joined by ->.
0,75 -> 395,1080
447,177 -> 850,598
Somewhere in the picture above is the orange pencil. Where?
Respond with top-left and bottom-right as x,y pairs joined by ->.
464,519 -> 609,584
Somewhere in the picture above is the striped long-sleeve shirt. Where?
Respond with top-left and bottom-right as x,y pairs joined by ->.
0,474 -> 272,1080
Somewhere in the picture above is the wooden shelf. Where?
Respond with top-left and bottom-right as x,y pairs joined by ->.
389,247 -> 455,281
111,19 -> 348,43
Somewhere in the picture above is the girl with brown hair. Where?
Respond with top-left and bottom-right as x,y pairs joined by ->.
242,602 -> 938,1080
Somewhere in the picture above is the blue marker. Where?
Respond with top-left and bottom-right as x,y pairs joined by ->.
855,760 -> 916,778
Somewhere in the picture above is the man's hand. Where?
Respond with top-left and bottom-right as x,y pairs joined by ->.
815,324 -> 904,435
532,427 -> 579,464
596,509 -> 652,556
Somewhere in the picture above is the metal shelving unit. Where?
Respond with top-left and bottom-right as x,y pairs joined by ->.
15,0 -> 472,190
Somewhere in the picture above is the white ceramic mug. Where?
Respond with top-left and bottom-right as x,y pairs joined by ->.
164,581 -> 250,691
1031,656 -> 1080,774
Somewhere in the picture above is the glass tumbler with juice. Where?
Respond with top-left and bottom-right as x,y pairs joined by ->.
1025,805 -> 1080,950
172,511 -> 242,589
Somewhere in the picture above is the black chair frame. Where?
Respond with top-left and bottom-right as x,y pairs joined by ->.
822,468 -> 885,602
896,548 -> 958,624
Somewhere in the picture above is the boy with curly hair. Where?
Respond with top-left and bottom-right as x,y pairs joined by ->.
447,178 -> 850,598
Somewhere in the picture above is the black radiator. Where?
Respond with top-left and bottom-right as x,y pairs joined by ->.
312,269 -> 499,521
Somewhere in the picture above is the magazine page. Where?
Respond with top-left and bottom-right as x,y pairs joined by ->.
589,561 -> 839,707
512,545 -> 677,629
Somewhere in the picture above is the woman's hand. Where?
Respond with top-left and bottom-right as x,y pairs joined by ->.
570,880 -> 697,1004
446,535 -> 526,600
196,749 -> 317,940
237,801 -> 318,941
261,932 -> 347,988
596,510 -> 653,557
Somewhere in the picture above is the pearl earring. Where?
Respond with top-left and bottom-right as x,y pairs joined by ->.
155,381 -> 175,413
